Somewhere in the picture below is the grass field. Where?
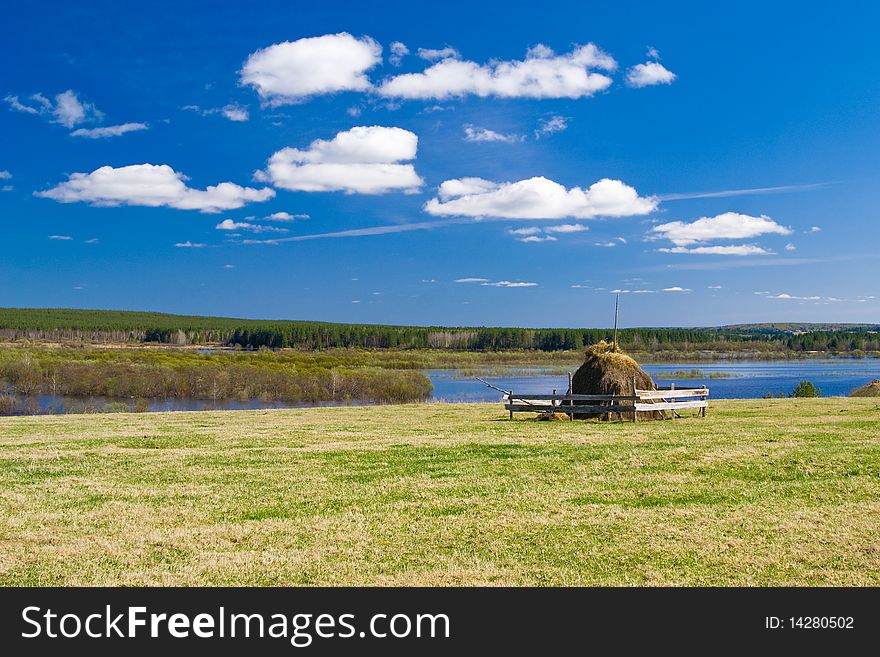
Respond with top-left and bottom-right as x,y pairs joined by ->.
1,399 -> 878,586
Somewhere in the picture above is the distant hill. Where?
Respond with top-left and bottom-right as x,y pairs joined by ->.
713,323 -> 880,334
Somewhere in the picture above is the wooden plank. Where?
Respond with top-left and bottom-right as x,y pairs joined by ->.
505,404 -> 637,414
635,389 -> 709,400
634,400 -> 708,411
508,394 -> 640,401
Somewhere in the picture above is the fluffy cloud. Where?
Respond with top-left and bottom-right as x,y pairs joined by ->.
48,235 -> 73,240
221,104 -> 249,122
266,211 -> 309,221
534,115 -> 568,138
378,43 -> 616,100
215,219 -> 287,233
544,223 -> 587,233
425,176 -> 657,219
463,125 -> 524,143
70,122 -> 148,138
53,90 -> 100,127
417,46 -> 461,61
37,163 -> 275,213
508,223 -> 587,242
174,241 -> 206,248
658,245 -> 771,256
5,90 -> 103,127
650,212 -> 792,246
0,171 -> 11,179
389,41 -> 409,66
626,61 -> 676,88
508,227 -> 541,236
258,126 -> 423,194
454,277 -> 489,283
240,33 -> 382,104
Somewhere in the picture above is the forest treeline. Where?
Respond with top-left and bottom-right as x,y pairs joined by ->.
1,308 -> 879,355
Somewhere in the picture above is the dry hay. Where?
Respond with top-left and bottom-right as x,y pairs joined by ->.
534,411 -> 572,421
571,340 -> 662,420
850,380 -> 880,398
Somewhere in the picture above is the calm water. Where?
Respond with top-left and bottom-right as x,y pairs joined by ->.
427,360 -> 880,402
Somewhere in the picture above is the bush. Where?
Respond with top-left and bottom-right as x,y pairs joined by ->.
791,380 -> 821,398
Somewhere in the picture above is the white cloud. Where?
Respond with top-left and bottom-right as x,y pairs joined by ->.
6,90 -> 102,127
240,33 -> 382,104
646,46 -> 660,60
597,237 -> 627,246
658,244 -> 771,256
174,241 -> 206,248
54,90 -> 100,127
216,219 -> 287,233
534,115 -> 568,138
650,212 -> 792,246
809,226 -> 821,233
223,264 -> 236,269
455,277 -> 490,283
784,243 -> 797,251
544,223 -> 587,233
5,95 -> 41,114
659,181 -> 832,201
417,46 -> 461,61
389,41 -> 409,66
1,186 -> 12,192
184,104 -> 249,122
518,235 -> 557,243
508,223 -> 587,241
463,125 -> 524,143
708,285 -> 723,289
48,235 -> 73,240
266,211 -> 309,221
426,176 -> 656,220
765,293 -> 821,301
221,104 -> 249,122
508,227 -> 542,236
37,163 -> 275,213
379,43 -> 616,100
626,61 -> 676,88
481,280 -> 538,287
662,286 -> 691,292
259,125 -> 423,194
0,171 -> 11,179
85,238 -> 99,244
70,122 -> 148,138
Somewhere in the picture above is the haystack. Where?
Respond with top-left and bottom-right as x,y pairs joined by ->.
571,340 -> 660,420
850,380 -> 880,397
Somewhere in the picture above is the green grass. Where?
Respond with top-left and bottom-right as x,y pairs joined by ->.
1,398 -> 878,586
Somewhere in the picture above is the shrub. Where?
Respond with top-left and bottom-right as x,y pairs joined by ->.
791,380 -> 821,398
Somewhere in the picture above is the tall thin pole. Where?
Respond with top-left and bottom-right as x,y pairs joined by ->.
612,294 -> 620,348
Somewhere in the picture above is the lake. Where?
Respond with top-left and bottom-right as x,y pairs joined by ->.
3,359 -> 878,415
427,359 -> 880,402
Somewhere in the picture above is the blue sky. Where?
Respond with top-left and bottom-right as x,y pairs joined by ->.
2,0 -> 878,327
